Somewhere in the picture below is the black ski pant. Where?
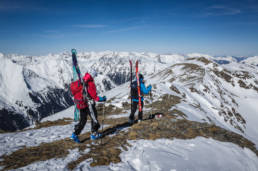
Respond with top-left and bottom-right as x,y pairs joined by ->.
74,104 -> 100,135
129,101 -> 144,121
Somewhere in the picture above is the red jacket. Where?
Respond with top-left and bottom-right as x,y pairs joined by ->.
70,73 -> 100,109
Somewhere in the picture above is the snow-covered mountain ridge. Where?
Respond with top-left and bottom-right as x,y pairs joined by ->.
105,56 -> 258,146
0,51 -> 257,132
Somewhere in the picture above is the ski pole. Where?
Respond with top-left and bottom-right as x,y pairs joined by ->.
150,90 -> 153,114
150,89 -> 153,120
101,101 -> 105,145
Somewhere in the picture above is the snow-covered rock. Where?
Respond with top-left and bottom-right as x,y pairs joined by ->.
242,56 -> 258,66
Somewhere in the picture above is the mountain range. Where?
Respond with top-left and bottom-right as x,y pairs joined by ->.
0,51 -> 257,134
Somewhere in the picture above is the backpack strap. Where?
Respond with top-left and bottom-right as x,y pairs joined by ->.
82,81 -> 92,101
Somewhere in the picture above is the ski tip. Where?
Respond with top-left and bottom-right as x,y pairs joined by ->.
136,60 -> 139,67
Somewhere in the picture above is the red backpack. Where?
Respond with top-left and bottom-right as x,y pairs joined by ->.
70,80 -> 88,109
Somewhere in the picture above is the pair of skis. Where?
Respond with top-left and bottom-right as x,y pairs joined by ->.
129,60 -> 142,113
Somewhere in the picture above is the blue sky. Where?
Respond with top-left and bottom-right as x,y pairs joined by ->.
0,0 -> 258,56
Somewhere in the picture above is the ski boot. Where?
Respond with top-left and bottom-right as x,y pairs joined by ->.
70,133 -> 80,143
137,116 -> 143,123
129,118 -> 134,125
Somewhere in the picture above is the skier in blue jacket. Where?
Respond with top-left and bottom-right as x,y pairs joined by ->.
129,73 -> 152,124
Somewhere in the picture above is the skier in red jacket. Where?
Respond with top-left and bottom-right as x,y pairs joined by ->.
70,72 -> 106,143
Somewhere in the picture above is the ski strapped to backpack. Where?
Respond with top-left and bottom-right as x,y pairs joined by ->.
129,60 -> 133,115
72,49 -> 82,84
135,60 -> 142,112
72,49 -> 80,121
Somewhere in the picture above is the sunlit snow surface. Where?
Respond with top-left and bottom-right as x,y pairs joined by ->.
18,137 -> 258,171
113,138 -> 258,171
0,106 -> 90,156
41,106 -> 74,122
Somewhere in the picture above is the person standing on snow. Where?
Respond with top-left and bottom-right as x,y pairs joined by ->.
129,73 -> 152,124
70,71 -> 106,143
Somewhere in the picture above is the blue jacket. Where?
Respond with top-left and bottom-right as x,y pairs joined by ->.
132,80 -> 151,102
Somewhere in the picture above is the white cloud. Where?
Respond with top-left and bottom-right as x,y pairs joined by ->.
35,30 -> 64,39
206,5 -> 241,16
73,24 -> 107,28
0,5 -> 21,11
107,26 -> 142,33
0,1 -> 45,12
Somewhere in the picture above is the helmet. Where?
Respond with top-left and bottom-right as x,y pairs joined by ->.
139,73 -> 144,80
